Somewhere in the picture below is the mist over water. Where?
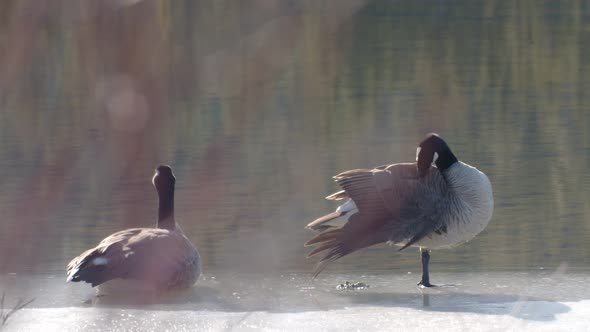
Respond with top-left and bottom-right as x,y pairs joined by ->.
0,1 -> 589,317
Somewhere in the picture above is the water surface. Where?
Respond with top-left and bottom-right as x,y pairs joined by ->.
0,1 -> 589,327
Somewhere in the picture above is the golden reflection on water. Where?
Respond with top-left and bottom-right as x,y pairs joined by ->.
0,1 -> 588,276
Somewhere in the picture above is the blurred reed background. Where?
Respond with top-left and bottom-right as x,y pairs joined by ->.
0,0 -> 588,278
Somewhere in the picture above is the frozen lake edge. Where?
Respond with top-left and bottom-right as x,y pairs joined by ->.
5,300 -> 590,332
2,271 -> 590,331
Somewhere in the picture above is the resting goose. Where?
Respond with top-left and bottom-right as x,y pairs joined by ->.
305,134 -> 493,287
66,165 -> 201,294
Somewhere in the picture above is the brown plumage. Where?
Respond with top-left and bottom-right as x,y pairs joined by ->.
305,163 -> 446,277
66,228 -> 200,289
66,165 -> 201,293
304,134 -> 494,286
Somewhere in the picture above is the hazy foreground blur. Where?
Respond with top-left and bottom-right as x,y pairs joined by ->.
0,0 -> 589,280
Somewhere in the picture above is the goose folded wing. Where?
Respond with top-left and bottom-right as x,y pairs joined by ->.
335,163 -> 447,250
67,228 -> 194,287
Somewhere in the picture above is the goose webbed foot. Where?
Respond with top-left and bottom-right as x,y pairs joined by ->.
417,280 -> 436,288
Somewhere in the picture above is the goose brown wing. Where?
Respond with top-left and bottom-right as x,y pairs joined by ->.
376,163 -> 449,249
66,228 -> 198,288
306,163 -> 448,276
339,163 -> 449,248
333,163 -> 423,226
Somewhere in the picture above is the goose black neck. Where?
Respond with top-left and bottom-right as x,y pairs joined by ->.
435,147 -> 458,172
157,188 -> 175,230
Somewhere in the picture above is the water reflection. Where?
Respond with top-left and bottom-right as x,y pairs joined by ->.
0,1 -> 588,280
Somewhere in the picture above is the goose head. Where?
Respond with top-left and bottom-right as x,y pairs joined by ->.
416,133 -> 458,177
152,165 -> 176,193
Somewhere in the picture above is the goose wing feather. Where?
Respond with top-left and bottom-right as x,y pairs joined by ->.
337,163 -> 449,247
307,163 -> 450,275
66,228 -> 199,288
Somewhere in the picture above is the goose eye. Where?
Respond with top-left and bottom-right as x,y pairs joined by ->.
415,147 -> 421,162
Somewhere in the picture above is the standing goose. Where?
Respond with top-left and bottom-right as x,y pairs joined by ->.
66,165 -> 201,294
305,134 -> 493,287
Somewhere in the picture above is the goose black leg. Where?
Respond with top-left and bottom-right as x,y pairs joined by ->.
418,248 -> 435,288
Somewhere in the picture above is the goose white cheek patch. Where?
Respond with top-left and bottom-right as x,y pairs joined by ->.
416,148 -> 438,165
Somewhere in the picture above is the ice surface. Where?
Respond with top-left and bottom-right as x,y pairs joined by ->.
4,301 -> 590,332
1,270 -> 589,331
